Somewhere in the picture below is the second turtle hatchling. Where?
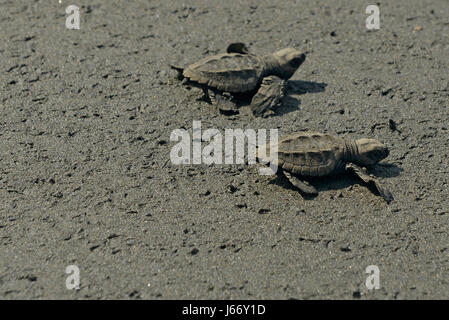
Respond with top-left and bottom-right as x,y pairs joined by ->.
170,43 -> 306,117
257,131 -> 393,202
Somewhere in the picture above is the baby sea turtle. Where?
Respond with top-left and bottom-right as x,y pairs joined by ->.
257,131 -> 393,202
170,43 -> 306,117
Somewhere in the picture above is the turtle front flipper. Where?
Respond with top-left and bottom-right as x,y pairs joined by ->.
226,43 -> 249,54
345,163 -> 393,203
250,76 -> 286,117
283,170 -> 318,195
206,88 -> 239,115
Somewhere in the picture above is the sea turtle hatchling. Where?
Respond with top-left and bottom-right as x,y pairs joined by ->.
257,131 -> 393,202
170,43 -> 306,117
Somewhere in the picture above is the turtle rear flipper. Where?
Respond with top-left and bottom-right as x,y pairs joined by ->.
206,88 -> 239,115
250,76 -> 286,117
226,42 -> 249,54
345,163 -> 393,203
283,170 -> 318,195
169,64 -> 185,80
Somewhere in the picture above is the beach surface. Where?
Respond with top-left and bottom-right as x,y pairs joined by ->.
0,0 -> 448,299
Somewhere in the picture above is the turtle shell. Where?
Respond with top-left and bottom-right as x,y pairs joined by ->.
183,53 -> 264,93
258,132 -> 347,177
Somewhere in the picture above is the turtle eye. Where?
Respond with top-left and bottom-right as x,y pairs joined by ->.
370,150 -> 381,160
290,58 -> 300,66
289,54 -> 305,67
290,57 -> 305,68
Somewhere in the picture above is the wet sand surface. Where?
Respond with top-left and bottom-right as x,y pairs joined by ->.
1,0 -> 448,299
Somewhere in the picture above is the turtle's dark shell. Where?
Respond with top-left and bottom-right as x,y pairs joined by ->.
183,53 -> 264,93
258,132 -> 347,176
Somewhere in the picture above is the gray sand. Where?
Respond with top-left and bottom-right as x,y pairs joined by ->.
1,0 -> 448,299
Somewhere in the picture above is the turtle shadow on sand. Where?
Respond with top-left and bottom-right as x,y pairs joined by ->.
268,162 -> 400,201
368,162 -> 403,178
286,80 -> 327,95
273,80 -> 327,116
275,95 -> 301,116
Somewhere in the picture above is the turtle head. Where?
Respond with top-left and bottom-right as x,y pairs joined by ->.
354,138 -> 389,165
271,48 -> 306,79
